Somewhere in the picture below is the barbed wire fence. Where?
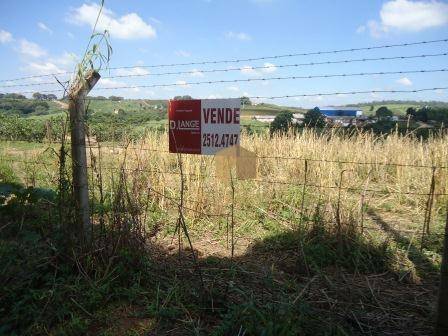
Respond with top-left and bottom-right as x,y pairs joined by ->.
2,145 -> 447,248
1,38 -> 448,317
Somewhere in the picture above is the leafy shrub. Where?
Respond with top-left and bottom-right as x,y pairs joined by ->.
270,111 -> 296,135
303,107 -> 325,127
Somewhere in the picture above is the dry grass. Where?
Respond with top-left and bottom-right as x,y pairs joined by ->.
2,129 -> 448,252
84,129 -> 448,243
2,128 -> 447,335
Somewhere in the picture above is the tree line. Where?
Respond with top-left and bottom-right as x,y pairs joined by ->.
406,106 -> 448,124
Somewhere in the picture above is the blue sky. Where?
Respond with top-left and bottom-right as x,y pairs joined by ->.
0,0 -> 447,107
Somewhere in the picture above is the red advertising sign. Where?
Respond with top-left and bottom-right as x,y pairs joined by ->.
169,99 -> 241,155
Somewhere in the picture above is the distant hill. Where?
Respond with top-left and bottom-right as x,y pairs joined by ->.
242,103 -> 305,117
2,97 -> 446,120
345,100 -> 448,116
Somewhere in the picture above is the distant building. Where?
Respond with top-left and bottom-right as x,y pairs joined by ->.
319,107 -> 363,118
252,115 -> 276,123
252,113 -> 305,124
319,106 -> 363,126
292,113 -> 305,123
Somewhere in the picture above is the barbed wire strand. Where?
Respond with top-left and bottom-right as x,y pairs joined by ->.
2,139 -> 448,169
2,69 -> 447,94
2,52 -> 448,88
1,37 -> 447,83
3,156 -> 448,195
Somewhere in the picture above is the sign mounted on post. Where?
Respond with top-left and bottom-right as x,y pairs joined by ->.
168,98 -> 241,155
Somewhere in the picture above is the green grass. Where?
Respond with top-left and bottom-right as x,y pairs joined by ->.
0,144 -> 444,335
357,103 -> 421,116
242,103 -> 304,116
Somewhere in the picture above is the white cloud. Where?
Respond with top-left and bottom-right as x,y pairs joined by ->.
115,67 -> 150,76
22,62 -> 64,75
175,80 -> 190,88
356,25 -> 366,34
38,22 -> 53,34
261,62 -> 277,73
381,0 -> 448,31
145,90 -> 155,96
359,0 -> 448,37
293,95 -> 323,103
99,78 -> 126,88
59,52 -> 78,66
396,77 -> 413,86
0,29 -> 13,43
149,17 -> 162,25
69,3 -> 156,40
240,65 -> 260,76
190,69 -> 204,77
227,86 -> 240,92
366,20 -> 388,38
225,31 -> 252,41
18,39 -> 47,58
175,50 -> 191,57
240,63 -> 276,76
208,94 -> 223,99
20,51 -> 78,77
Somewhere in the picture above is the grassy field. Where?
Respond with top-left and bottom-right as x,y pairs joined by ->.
241,103 -> 305,116
2,97 -> 442,124
357,103 -> 420,116
1,128 -> 447,335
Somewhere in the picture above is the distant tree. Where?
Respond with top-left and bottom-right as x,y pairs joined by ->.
33,92 -> 43,100
415,106 -> 430,122
46,94 -> 57,101
240,96 -> 252,106
303,107 -> 326,127
406,107 -> 417,118
5,93 -> 26,99
109,96 -> 124,101
270,111 -> 295,135
375,106 -> 393,120
406,107 -> 417,115
173,95 -> 193,100
369,105 -> 374,112
0,93 -> 4,99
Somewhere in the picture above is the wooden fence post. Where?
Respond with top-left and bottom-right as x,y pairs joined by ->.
68,71 -> 100,244
435,202 -> 448,336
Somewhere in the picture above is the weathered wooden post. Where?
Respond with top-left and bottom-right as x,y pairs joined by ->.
68,71 -> 100,244
435,202 -> 448,336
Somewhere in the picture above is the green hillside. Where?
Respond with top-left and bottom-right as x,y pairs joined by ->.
242,103 -> 305,116
349,100 -> 448,116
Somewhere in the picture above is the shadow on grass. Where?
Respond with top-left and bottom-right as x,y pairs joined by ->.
367,209 -> 439,276
0,187 -> 438,336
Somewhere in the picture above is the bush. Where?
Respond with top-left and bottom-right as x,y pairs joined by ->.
0,98 -> 49,115
270,111 -> 296,135
375,106 -> 393,120
303,107 -> 325,127
0,114 -> 65,142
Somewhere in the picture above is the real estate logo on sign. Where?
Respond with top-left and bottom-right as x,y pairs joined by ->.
169,99 -> 241,155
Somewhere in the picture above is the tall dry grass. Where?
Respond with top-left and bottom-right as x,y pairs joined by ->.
84,129 -> 448,245
2,128 -> 447,252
